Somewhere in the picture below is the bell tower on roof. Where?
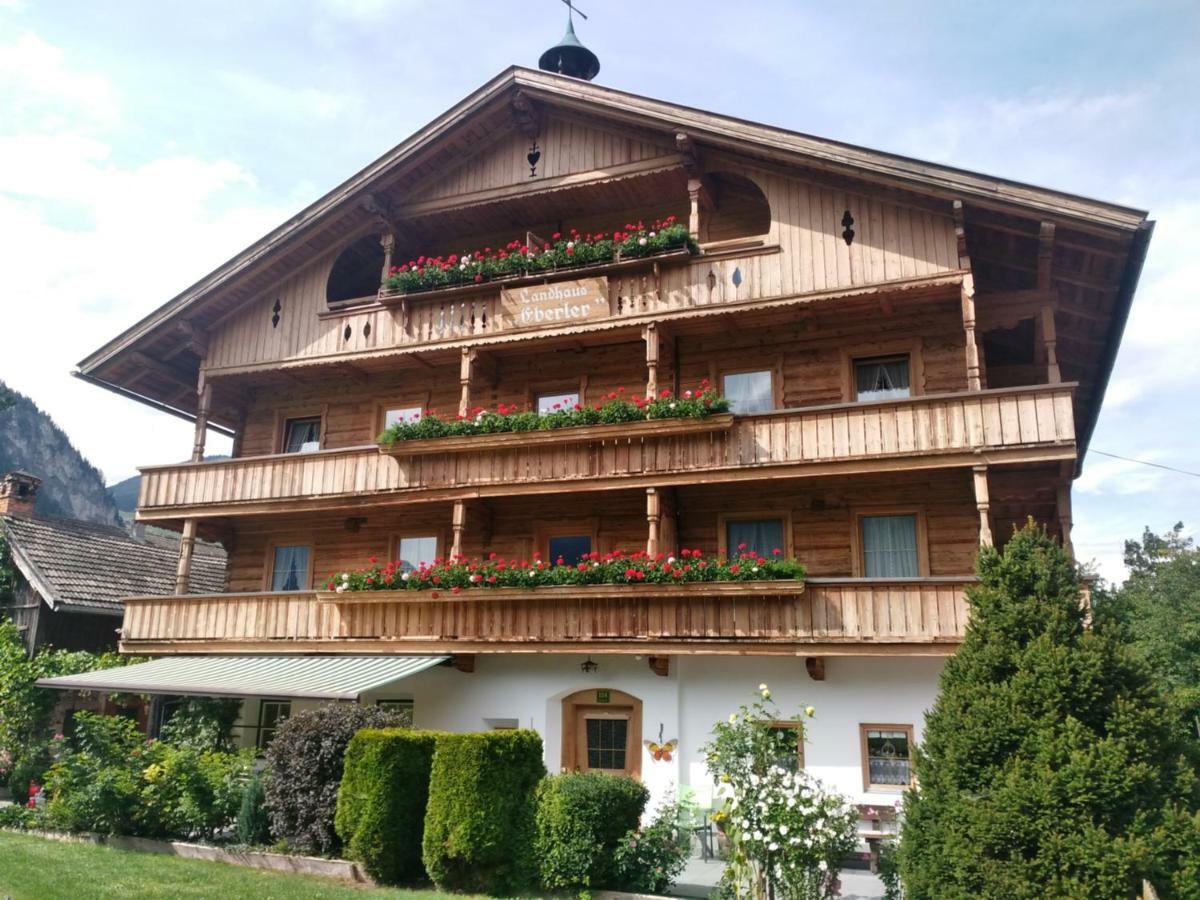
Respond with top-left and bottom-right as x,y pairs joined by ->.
538,1 -> 600,81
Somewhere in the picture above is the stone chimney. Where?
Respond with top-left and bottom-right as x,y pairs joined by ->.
0,472 -> 41,517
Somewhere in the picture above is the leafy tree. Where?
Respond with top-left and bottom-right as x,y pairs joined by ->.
1098,523 -> 1200,730
158,697 -> 243,751
899,522 -> 1200,899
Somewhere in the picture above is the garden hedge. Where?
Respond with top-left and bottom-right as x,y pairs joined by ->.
334,728 -> 442,884
534,772 -> 648,891
421,730 -> 546,895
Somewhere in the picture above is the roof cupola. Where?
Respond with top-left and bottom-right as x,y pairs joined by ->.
538,1 -> 600,81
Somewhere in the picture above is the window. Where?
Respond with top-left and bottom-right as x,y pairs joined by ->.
257,700 -> 292,750
585,717 -> 629,772
271,545 -> 311,591
767,722 -> 805,772
855,356 -> 911,402
396,535 -> 438,573
384,407 -> 423,428
860,514 -> 920,577
861,724 -> 913,789
549,534 -> 592,565
537,391 -> 579,415
725,517 -> 786,560
376,699 -> 414,728
722,370 -> 774,414
282,416 -> 322,453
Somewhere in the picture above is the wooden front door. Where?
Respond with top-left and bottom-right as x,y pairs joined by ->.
561,688 -> 643,778
575,705 -> 633,774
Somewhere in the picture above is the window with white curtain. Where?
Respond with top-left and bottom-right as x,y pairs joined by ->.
726,518 -> 785,559
722,370 -> 774,414
271,545 -> 311,591
282,416 -> 322,453
537,391 -> 580,415
397,535 -> 438,572
860,515 -> 919,577
862,725 -> 914,787
384,407 -> 423,428
855,356 -> 911,402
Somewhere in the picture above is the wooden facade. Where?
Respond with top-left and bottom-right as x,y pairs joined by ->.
74,68 -> 1149,659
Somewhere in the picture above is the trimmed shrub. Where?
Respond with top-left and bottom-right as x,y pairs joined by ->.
335,728 -> 441,884
900,522 -> 1200,899
263,702 -> 410,855
535,772 -> 648,891
422,730 -> 546,895
236,774 -> 270,846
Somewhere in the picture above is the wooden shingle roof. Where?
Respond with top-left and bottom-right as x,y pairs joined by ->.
1,514 -> 226,613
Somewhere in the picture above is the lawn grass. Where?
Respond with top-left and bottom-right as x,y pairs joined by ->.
0,831 -> 484,900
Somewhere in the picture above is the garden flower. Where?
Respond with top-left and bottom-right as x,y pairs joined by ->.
805,705 -> 815,717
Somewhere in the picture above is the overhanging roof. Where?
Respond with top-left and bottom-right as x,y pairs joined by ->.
36,655 -> 448,700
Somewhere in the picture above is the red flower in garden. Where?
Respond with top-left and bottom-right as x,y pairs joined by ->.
738,543 -> 747,551
368,556 -> 377,564
451,586 -> 461,594
730,564 -> 740,574
773,548 -> 782,555
661,389 -> 671,397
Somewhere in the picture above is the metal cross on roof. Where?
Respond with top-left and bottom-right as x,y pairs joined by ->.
559,0 -> 588,20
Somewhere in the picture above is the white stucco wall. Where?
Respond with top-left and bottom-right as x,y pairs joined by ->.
229,653 -> 943,815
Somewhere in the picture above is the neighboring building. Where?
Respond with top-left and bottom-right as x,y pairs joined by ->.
47,25 -> 1150,827
1,470 -> 226,654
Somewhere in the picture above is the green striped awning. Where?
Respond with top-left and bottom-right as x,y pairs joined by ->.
37,655 -> 449,701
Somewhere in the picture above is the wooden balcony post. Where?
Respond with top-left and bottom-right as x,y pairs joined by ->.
458,347 -> 475,418
972,465 -> 993,547
688,177 -> 703,238
1057,481 -> 1074,560
450,499 -> 467,561
953,200 -> 983,391
643,322 -> 660,400
1041,303 -> 1062,384
174,518 -> 197,595
379,232 -> 396,287
191,374 -> 211,463
646,488 -> 661,557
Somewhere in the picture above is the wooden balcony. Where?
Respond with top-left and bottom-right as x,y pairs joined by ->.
119,577 -> 973,655
136,384 -> 1075,520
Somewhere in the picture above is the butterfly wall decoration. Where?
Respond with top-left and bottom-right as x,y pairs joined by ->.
645,724 -> 678,762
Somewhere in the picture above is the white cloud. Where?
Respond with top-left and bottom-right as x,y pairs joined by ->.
0,30 -> 283,481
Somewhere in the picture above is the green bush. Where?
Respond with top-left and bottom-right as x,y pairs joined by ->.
335,728 -> 441,884
534,772 -> 648,891
899,522 -> 1200,899
42,711 -> 254,839
236,774 -> 270,846
421,730 -> 545,895
263,702 -> 411,856
612,800 -> 690,895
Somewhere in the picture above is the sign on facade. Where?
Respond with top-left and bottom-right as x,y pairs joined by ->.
500,276 -> 609,329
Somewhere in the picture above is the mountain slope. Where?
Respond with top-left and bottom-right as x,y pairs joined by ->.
0,381 -> 123,526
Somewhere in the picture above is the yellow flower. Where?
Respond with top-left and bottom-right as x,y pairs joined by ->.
729,713 -> 738,723
805,706 -> 816,717
761,689 -> 771,700
719,774 -> 731,783
758,683 -> 768,691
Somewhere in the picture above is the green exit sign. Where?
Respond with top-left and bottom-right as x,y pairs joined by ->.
596,690 -> 610,703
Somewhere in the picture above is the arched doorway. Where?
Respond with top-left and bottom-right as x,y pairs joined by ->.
561,688 -> 642,778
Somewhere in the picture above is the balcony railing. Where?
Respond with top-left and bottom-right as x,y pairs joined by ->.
136,384 -> 1075,519
119,577 -> 973,655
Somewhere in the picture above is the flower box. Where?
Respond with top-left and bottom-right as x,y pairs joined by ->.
379,413 -> 734,457
317,580 -> 808,604
377,248 -> 694,304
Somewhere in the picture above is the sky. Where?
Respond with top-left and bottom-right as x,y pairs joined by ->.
0,0 -> 1197,583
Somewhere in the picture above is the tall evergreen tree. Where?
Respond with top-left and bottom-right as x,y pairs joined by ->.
900,522 -> 1200,899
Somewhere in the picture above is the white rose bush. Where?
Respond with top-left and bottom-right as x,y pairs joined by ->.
704,687 -> 858,899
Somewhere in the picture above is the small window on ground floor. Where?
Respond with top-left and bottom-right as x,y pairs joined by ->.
396,535 -> 438,572
282,416 -> 322,453
725,517 -> 786,560
860,514 -> 919,577
861,724 -> 914,789
271,545 -> 311,591
549,534 -> 593,565
722,370 -> 774,414
855,356 -> 911,402
767,721 -> 805,771
537,390 -> 580,415
257,699 -> 292,750
383,406 -> 423,428
375,699 -> 414,727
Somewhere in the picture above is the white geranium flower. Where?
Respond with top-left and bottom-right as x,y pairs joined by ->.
667,556 -> 675,564
758,683 -> 768,691
769,841 -> 779,851
335,584 -> 346,593
401,572 -> 410,581
649,231 -> 657,238
638,237 -> 648,246
779,824 -> 789,835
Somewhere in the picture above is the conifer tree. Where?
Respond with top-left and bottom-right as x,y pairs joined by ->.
899,522 -> 1200,899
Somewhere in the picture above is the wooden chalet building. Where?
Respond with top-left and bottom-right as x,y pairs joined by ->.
50,28 -> 1151,818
